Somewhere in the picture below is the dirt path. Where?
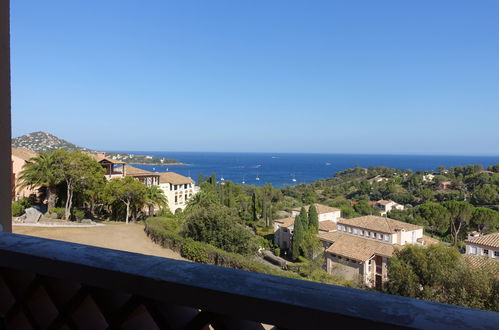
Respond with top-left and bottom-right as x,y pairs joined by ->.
13,222 -> 185,261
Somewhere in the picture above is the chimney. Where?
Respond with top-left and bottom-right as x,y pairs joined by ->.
97,152 -> 106,159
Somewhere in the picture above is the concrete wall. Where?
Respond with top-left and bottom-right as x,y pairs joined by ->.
0,0 -> 11,232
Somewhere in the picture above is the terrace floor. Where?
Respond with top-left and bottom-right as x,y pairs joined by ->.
13,221 -> 185,261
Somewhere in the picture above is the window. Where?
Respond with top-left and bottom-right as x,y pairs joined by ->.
377,233 -> 382,240
483,249 -> 489,255
384,234 -> 389,242
494,251 -> 499,258
371,232 -> 375,238
470,246 -> 477,255
347,227 -> 352,233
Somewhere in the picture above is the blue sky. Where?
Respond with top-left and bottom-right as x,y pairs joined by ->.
10,1 -> 499,155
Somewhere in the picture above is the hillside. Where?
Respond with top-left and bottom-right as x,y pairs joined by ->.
12,131 -> 180,164
12,131 -> 90,152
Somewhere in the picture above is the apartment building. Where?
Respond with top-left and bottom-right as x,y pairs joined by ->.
158,172 -> 198,212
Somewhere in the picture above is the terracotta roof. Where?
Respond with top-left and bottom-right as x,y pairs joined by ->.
338,216 -> 422,234
126,165 -> 158,177
376,200 -> 393,205
88,153 -> 125,164
465,233 -> 499,249
417,235 -> 440,246
319,232 -> 395,261
274,217 -> 295,228
318,220 -> 337,232
11,148 -> 38,161
292,204 -> 340,215
158,172 -> 194,185
463,255 -> 499,275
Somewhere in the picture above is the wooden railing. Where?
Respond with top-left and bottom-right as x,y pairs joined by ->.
0,232 -> 498,329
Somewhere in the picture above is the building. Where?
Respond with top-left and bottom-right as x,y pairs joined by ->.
291,204 -> 341,222
465,232 -> 499,261
437,181 -> 453,190
374,200 -> 404,216
158,172 -> 198,212
274,204 -> 341,250
320,216 -> 433,288
89,152 -> 126,180
11,147 -> 38,200
125,165 -> 160,186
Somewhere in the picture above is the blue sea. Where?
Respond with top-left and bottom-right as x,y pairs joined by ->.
114,152 -> 499,188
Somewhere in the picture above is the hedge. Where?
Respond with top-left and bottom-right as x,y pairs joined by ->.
145,217 -> 348,286
145,217 -> 303,279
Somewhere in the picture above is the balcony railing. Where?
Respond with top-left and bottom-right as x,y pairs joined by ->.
1,232 -> 498,329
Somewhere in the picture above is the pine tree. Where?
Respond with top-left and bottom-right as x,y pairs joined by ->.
308,204 -> 319,230
299,206 -> 309,230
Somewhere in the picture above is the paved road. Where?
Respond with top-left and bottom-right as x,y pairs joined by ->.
13,221 -> 185,261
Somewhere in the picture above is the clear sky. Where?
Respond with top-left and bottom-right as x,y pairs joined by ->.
10,1 -> 499,155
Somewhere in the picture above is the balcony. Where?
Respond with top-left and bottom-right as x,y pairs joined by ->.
1,232 -> 498,329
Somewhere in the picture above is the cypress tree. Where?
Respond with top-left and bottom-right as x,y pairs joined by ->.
252,191 -> 257,221
308,204 -> 319,230
210,173 -> 216,187
299,206 -> 309,230
198,173 -> 205,185
292,215 -> 304,259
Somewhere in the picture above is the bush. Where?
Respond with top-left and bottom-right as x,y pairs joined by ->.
72,209 -> 85,221
12,203 -> 24,217
49,207 -> 65,219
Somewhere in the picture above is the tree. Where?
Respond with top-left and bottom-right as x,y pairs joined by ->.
299,206 -> 309,230
386,244 -> 499,311
145,185 -> 168,216
18,152 -> 62,210
292,215 -> 304,259
443,200 -> 474,245
183,204 -> 258,255
104,176 -> 148,223
52,150 -> 105,220
471,185 -> 498,205
416,203 -> 450,235
300,229 -> 323,261
471,207 -> 499,234
252,191 -> 257,221
308,204 -> 319,230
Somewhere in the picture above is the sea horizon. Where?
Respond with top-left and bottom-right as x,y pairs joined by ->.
108,151 -> 499,188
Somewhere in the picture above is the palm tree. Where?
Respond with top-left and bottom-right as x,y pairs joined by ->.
18,152 -> 62,210
145,185 -> 168,216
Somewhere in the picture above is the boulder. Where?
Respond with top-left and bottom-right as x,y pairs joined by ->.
49,213 -> 58,219
23,207 -> 42,224
81,219 -> 93,224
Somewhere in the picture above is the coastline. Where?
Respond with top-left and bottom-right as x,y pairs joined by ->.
128,162 -> 188,166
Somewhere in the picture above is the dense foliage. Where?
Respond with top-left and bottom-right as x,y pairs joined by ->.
386,244 -> 499,312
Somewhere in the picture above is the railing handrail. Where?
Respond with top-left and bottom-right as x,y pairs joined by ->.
0,232 -> 498,329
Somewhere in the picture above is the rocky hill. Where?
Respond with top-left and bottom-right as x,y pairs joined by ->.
12,131 -> 92,152
12,131 -> 180,165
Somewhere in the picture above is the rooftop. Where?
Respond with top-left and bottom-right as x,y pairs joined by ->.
338,216 -> 422,234
465,232 -> 499,248
292,204 -> 340,215
158,172 -> 194,185
274,217 -> 295,228
318,220 -> 337,232
126,165 -> 158,177
319,232 -> 395,262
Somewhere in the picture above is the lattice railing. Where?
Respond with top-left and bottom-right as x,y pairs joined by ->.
0,232 -> 498,329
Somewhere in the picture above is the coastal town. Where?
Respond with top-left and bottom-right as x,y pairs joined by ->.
8,133 -> 499,312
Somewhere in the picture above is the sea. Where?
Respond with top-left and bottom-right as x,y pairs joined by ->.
114,152 -> 499,188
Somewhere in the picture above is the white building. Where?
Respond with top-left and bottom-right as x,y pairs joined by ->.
274,204 -> 341,250
375,200 -> 404,216
465,232 -> 499,261
158,172 -> 198,212
321,216 -> 435,289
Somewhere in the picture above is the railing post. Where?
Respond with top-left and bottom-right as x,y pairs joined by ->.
0,0 -> 12,232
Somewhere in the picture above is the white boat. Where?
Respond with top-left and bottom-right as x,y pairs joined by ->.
242,175 -> 246,184
256,172 -> 260,181
291,173 -> 297,182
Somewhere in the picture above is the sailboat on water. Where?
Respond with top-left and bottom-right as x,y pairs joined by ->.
291,173 -> 297,183
242,175 -> 246,184
255,170 -> 260,181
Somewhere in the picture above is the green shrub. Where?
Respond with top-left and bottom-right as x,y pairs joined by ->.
72,209 -> 85,221
49,207 -> 65,219
12,203 -> 24,217
275,247 -> 281,257
181,238 -> 209,263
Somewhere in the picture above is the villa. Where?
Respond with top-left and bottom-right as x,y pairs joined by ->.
373,200 -> 404,216
125,165 -> 160,187
158,172 -> 198,212
274,204 -> 341,250
465,232 -> 499,261
90,152 -> 126,180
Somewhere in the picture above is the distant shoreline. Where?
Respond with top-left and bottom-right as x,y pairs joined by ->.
128,162 -> 188,166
